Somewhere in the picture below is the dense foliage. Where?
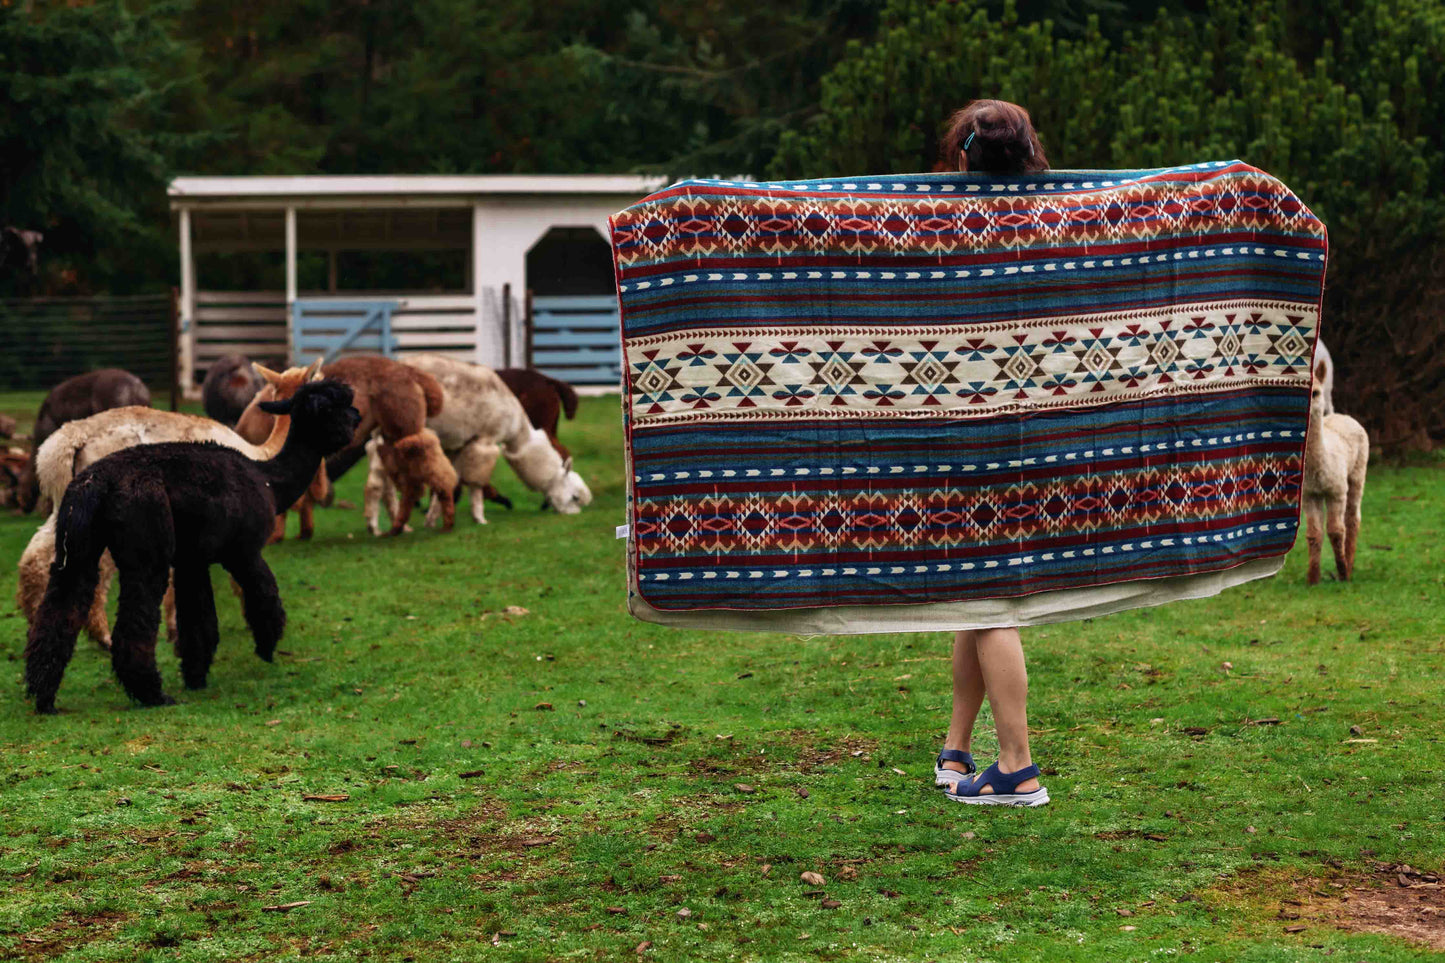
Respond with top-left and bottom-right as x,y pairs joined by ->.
772,0 -> 1445,446
0,0 -> 1440,443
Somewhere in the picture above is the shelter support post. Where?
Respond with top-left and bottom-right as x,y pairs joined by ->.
472,203 -> 486,365
285,206 -> 297,363
178,206 -> 196,394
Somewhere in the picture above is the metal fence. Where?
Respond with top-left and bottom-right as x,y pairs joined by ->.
0,293 -> 177,406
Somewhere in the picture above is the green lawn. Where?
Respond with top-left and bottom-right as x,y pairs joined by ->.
1,394 -> 1442,961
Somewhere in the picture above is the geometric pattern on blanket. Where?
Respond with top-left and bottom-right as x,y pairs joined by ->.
610,161 -> 1328,613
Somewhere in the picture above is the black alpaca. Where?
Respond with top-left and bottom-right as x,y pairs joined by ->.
25,380 -> 359,713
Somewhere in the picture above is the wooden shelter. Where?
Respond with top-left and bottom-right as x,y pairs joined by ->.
168,174 -> 665,394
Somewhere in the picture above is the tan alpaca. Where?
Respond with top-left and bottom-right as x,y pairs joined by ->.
362,429 -> 458,535
1302,358 -> 1369,584
360,354 -> 592,532
16,362 -> 320,649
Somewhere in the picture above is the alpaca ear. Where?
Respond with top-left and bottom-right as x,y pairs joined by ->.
304,358 -> 324,382
258,398 -> 294,415
253,363 -> 284,386
1314,359 -> 1327,382
562,456 -> 574,473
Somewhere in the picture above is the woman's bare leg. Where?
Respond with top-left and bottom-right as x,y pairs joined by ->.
943,630 -> 986,774
973,626 -> 1040,794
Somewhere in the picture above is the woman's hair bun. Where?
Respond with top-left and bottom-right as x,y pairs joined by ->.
940,100 -> 1049,174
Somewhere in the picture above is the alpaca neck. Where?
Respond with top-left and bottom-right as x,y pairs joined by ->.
505,430 -> 561,493
258,413 -> 290,458
260,429 -> 326,509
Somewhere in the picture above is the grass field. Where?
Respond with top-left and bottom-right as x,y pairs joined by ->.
1,393 -> 1442,962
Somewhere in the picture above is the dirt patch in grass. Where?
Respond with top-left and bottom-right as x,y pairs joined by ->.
11,908 -> 131,959
1209,862 -> 1445,950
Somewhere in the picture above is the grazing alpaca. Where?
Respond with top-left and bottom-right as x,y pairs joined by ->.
362,429 -> 459,535
235,362 -> 334,540
1302,358 -> 1369,584
477,368 -> 582,510
362,354 -> 591,531
16,362 -> 323,650
24,381 -> 360,713
241,355 -> 455,536
17,369 -> 151,513
202,354 -> 263,427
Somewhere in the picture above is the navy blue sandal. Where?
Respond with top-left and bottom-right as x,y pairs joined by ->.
933,749 -> 977,787
945,761 -> 1050,807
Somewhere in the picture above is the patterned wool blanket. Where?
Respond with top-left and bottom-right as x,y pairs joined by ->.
609,161 -> 1326,630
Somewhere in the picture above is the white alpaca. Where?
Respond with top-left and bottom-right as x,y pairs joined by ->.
1302,358 -> 1368,584
16,363 -> 317,647
362,354 -> 592,533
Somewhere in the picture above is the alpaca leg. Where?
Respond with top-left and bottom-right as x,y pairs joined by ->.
24,552 -> 104,714
1344,481 -> 1364,580
363,440 -> 389,536
387,475 -> 423,536
454,440 -> 501,525
268,513 -> 287,544
109,565 -> 174,707
173,563 -> 220,690
163,571 -> 178,653
296,495 -> 315,541
224,553 -> 286,662
1326,497 -> 1349,581
1304,497 -> 1323,585
86,551 -> 116,651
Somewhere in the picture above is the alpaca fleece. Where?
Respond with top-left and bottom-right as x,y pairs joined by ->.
240,355 -> 452,536
202,354 -> 263,427
376,354 -> 590,528
24,380 -> 359,713
1303,360 -> 1368,584
364,428 -> 458,535
18,369 -> 151,513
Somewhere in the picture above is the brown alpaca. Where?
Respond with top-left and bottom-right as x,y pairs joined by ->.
240,355 -> 455,536
235,362 -> 333,541
363,429 -> 458,535
1302,358 -> 1369,584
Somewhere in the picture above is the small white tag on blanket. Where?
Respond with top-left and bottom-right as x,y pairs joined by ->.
615,524 -> 630,539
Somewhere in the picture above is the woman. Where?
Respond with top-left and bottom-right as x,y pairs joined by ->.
933,100 -> 1051,807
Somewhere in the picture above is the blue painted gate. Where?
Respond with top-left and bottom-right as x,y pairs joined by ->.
292,299 -> 399,366
529,295 -> 621,386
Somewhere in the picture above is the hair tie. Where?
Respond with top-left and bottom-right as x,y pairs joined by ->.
963,131 -> 975,151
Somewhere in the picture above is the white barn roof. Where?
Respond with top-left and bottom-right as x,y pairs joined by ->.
169,174 -> 670,208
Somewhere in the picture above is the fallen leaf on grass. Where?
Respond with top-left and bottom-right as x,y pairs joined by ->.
264,720 -> 281,727
734,783 -> 756,794
1251,717 -> 1281,726
262,901 -> 311,913
800,871 -> 826,885
1284,924 -> 1308,933
503,606 -> 530,617
760,864 -> 772,877
21,936 -> 44,945
1143,833 -> 1167,842
535,703 -> 554,711
302,794 -> 349,802
635,940 -> 652,954
1117,908 -> 1133,917
676,907 -> 692,919
459,770 -> 485,779
695,832 -> 716,843
521,837 -> 556,848
606,906 -> 627,915
821,898 -> 841,909
1182,727 -> 1210,736
1120,924 -> 1137,932
659,874 -> 682,884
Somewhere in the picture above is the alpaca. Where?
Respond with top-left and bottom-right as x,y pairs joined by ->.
17,368 -> 151,513
202,354 -> 263,427
235,362 -> 334,540
362,429 -> 458,535
477,368 -> 582,510
1302,358 -> 1369,584
240,355 -> 455,536
24,380 -> 360,713
361,354 -> 591,531
16,362 -> 323,649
